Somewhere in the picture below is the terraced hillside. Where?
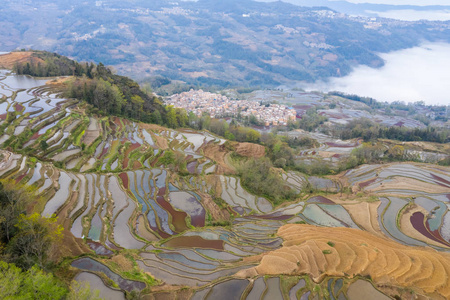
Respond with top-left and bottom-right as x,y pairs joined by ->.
245,224 -> 450,298
1,69 -> 450,299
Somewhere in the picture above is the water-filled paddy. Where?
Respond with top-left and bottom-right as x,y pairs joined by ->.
72,257 -> 146,292
205,279 -> 249,300
289,279 -> 306,299
113,198 -> 145,249
41,172 -> 72,217
263,277 -> 282,300
347,280 -> 390,300
169,191 -> 205,227
74,272 -> 125,300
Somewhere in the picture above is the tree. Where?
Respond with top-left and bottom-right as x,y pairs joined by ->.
246,129 -> 261,143
0,180 -> 29,244
22,266 -> 67,300
175,108 -> 188,128
158,150 -> 175,167
224,130 -> 235,141
151,110 -> 163,125
239,158 -> 297,205
166,106 -> 178,128
7,213 -> 63,270
40,140 -> 48,151
0,262 -> 67,300
209,119 -> 228,137
0,261 -> 22,298
387,145 -> 405,160
188,111 -> 199,129
130,95 -> 144,119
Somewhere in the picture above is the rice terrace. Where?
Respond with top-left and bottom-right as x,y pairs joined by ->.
0,50 -> 449,300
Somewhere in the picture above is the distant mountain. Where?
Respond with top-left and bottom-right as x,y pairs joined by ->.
1,0 -> 450,87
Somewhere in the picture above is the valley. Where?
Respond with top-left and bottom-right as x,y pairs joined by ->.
2,0 -> 450,89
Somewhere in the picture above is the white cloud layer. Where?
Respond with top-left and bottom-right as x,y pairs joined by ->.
302,42 -> 450,106
369,9 -> 450,20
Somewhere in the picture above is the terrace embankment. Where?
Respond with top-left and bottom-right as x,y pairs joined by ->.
239,224 -> 450,299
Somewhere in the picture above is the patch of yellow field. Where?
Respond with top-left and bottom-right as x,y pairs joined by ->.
341,202 -> 383,237
242,224 -> 450,298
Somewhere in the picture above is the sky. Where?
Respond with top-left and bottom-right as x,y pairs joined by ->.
302,42 -> 450,106
331,0 -> 450,5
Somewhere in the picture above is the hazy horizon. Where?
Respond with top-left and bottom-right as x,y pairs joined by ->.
302,42 -> 450,106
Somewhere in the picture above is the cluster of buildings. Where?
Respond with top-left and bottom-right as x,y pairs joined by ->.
165,89 -> 297,126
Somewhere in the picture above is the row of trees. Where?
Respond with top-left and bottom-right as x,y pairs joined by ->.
328,91 -> 383,109
173,112 -> 263,143
13,51 -> 95,77
329,118 -> 449,144
65,62 -> 167,124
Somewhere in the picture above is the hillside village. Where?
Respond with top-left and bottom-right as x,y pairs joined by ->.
165,89 -> 297,126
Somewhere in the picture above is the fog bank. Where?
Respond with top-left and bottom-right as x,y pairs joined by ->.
303,42 -> 450,106
370,9 -> 450,21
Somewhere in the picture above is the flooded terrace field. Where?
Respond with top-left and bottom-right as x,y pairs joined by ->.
1,71 -> 449,299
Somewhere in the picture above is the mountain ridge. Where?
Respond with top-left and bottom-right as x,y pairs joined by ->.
1,0 -> 450,88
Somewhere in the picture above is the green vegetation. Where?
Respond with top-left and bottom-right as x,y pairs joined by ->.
187,114 -> 261,143
40,140 -> 49,151
0,180 -> 102,299
330,118 -> 449,144
14,51 -> 89,77
0,261 -> 103,299
13,51 -> 167,125
157,150 -> 185,172
287,108 -> 328,132
238,158 -> 298,205
328,92 -> 382,109
66,63 -> 166,124
0,262 -> 67,300
0,180 -> 62,270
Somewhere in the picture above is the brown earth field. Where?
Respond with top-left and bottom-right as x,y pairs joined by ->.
201,141 -> 265,174
0,52 -> 38,69
197,191 -> 230,221
238,224 -> 450,299
234,142 -> 266,158
202,143 -> 235,174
